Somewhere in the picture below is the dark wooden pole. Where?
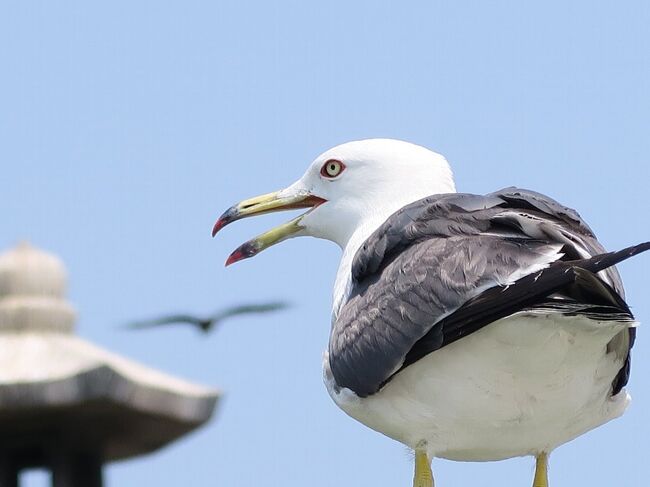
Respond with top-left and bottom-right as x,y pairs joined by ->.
0,449 -> 19,487
51,447 -> 102,487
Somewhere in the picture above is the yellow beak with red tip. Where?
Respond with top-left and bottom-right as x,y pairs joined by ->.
212,190 -> 326,266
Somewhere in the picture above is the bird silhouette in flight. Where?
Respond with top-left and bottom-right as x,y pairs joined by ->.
126,301 -> 289,333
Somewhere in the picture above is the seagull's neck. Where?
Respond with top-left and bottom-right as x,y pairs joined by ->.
331,182 -> 457,320
331,217 -> 385,314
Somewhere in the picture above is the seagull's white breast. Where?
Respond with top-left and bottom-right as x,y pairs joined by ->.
323,311 -> 632,461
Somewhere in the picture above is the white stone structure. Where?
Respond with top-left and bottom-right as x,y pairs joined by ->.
0,242 -> 219,486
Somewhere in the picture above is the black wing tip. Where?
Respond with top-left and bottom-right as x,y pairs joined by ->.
584,241 -> 650,273
122,321 -> 157,331
627,241 -> 650,255
619,241 -> 650,257
613,241 -> 650,259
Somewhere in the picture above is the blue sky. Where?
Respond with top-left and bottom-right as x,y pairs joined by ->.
2,1 -> 649,486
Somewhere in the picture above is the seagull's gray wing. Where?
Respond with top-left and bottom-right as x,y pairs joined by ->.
126,314 -> 208,330
330,188 -> 645,398
210,302 -> 289,323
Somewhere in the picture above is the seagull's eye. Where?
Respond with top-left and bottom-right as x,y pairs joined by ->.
320,159 -> 346,179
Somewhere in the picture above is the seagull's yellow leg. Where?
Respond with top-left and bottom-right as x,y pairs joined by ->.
413,448 -> 434,487
532,452 -> 549,487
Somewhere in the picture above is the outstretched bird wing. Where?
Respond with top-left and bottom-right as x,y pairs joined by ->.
126,314 -> 208,330
210,302 -> 290,323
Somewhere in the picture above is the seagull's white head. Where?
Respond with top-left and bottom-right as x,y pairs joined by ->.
213,138 -> 455,265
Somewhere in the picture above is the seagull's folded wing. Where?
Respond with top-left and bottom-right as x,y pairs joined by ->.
330,188 -> 643,397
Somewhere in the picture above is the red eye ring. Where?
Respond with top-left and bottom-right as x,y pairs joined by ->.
320,159 -> 346,179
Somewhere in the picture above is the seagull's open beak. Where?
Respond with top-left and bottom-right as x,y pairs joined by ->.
212,190 -> 326,266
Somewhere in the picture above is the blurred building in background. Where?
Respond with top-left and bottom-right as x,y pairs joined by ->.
0,243 -> 219,487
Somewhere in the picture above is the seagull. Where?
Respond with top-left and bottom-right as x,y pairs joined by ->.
126,302 -> 289,333
212,138 -> 649,487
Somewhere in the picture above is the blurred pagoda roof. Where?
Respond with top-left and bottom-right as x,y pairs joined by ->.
0,242 -> 219,467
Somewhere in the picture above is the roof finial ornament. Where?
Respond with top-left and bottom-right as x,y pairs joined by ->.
0,242 -> 75,332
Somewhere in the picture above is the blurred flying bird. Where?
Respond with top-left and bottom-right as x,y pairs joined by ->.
126,301 -> 289,333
